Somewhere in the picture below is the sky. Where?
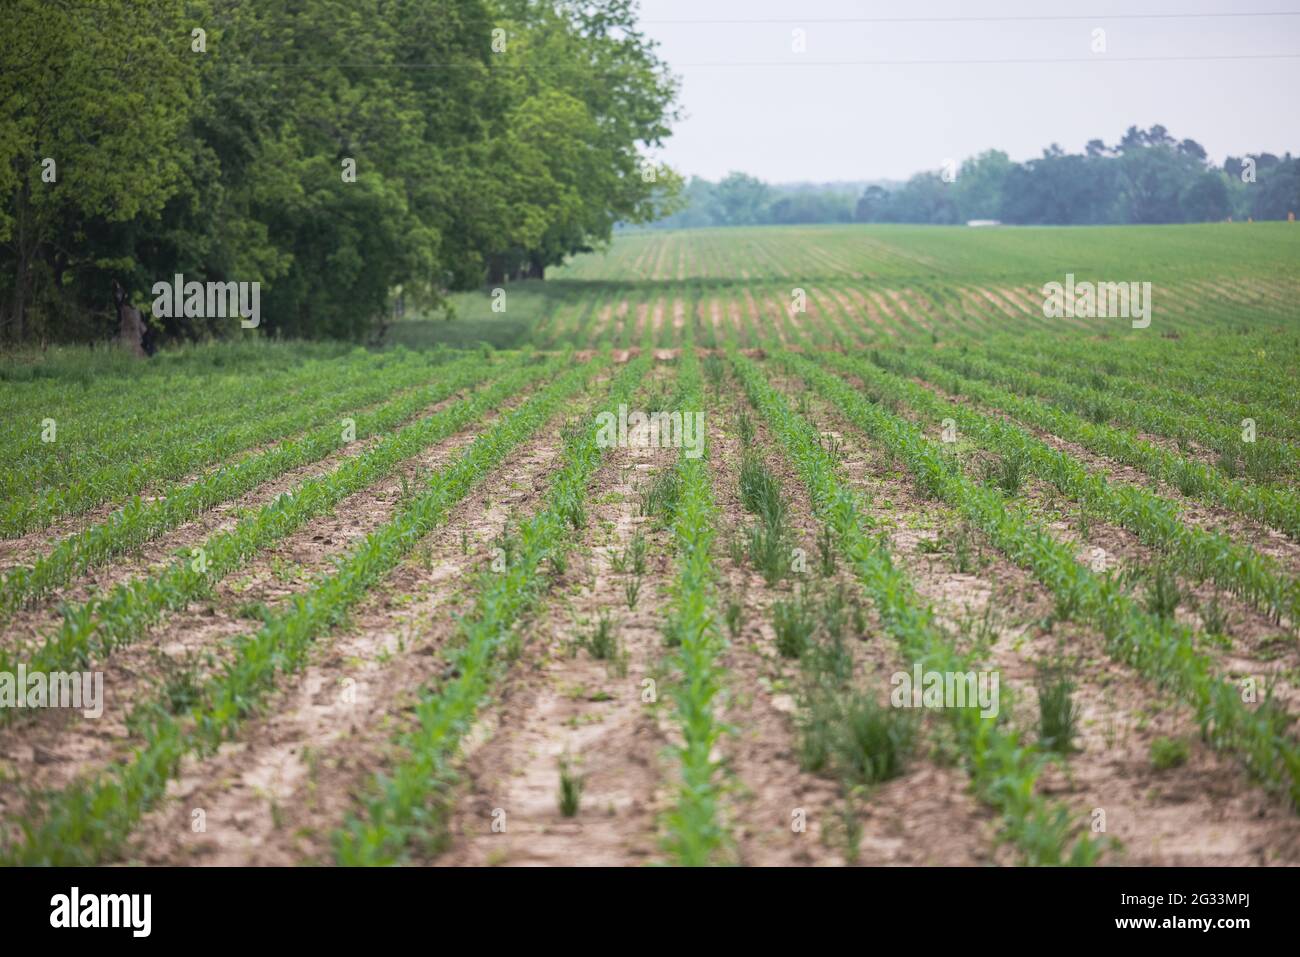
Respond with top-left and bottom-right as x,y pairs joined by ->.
635,0 -> 1300,183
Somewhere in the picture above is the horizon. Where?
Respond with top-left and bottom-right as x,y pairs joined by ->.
640,0 -> 1300,181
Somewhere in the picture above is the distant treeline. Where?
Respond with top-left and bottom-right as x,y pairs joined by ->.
0,1 -> 679,345
646,178 -> 867,229
646,125 -> 1299,230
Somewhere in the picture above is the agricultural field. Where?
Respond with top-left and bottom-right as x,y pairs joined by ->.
396,222 -> 1300,350
2,222 -> 1300,867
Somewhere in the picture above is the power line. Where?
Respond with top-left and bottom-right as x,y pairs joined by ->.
642,11 -> 1300,25
244,52 -> 1300,69
674,53 -> 1300,66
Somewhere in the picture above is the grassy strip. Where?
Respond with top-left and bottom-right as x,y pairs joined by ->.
333,354 -> 651,865
732,351 -> 1099,865
0,350 -> 439,535
0,356 -> 557,686
783,351 -> 1300,810
831,351 -> 1299,624
661,346 -> 729,866
0,353 -> 505,614
876,348 -> 1300,543
0,354 -> 604,865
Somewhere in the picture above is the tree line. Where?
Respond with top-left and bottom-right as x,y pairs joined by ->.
0,0 -> 679,345
646,125 -> 1299,230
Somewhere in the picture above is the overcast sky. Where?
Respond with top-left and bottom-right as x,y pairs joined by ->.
637,0 -> 1300,183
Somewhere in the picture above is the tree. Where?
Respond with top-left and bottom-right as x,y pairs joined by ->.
0,0 -> 200,342
953,150 -> 1011,221
854,185 -> 890,223
480,0 -> 682,281
0,0 -> 683,344
714,173 -> 771,226
1179,171 -> 1230,222
1253,156 -> 1300,221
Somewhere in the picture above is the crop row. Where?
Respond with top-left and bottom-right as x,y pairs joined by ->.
1061,337 -> 1300,414
974,339 -> 1300,442
783,351 -> 1300,809
871,349 -> 1300,544
830,351 -> 1299,623
660,343 -> 729,866
731,350 -> 1100,864
1,349 -> 446,535
334,353 -> 651,864
0,353 -> 607,865
924,348 -> 1300,483
0,340 -> 366,419
0,356 -> 560,687
0,347 -> 417,504
0,352 -> 505,615
0,344 -> 379,462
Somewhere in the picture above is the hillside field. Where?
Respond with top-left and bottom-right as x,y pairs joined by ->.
2,222 -> 1300,866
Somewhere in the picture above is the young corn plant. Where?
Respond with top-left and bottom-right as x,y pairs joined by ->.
661,343 -> 729,867
785,349 -> 1300,811
737,349 -> 1103,865
1037,666 -> 1078,755
330,354 -> 652,865
558,757 -> 585,817
0,355 -> 617,865
772,591 -> 816,659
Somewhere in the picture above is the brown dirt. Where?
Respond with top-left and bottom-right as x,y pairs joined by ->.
708,379 -> 999,865
0,384 -> 547,807
123,401 -> 579,864
437,396 -> 675,865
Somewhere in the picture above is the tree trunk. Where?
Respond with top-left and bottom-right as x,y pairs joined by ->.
486,254 -> 507,285
8,179 -> 31,343
525,254 -> 545,280
113,280 -> 147,358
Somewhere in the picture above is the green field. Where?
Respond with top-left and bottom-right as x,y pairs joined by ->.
3,222 -> 1300,868
390,222 -> 1300,350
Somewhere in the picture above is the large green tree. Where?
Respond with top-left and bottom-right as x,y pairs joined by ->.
0,0 -> 200,342
0,0 -> 682,344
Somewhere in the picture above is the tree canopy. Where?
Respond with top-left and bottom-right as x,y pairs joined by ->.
0,0 -> 680,344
